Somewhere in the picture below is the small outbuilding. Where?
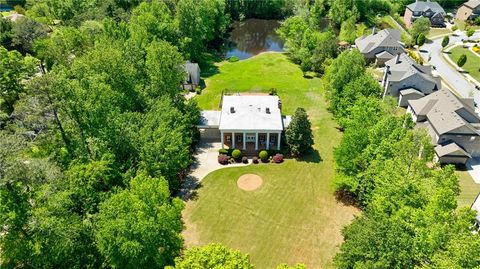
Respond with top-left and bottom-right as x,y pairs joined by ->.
182,61 -> 201,91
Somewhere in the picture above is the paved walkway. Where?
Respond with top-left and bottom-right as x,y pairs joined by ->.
179,140 -> 249,200
419,30 -> 480,104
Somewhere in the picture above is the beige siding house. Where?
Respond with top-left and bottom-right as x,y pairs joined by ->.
382,53 -> 441,106
404,0 -> 446,28
355,28 -> 404,66
407,89 -> 480,164
198,94 -> 291,152
456,0 -> 480,21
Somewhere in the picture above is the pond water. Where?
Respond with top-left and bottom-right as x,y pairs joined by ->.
225,19 -> 284,60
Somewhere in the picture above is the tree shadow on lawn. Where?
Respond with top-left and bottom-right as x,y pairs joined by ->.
335,189 -> 361,208
295,149 -> 322,163
178,175 -> 203,202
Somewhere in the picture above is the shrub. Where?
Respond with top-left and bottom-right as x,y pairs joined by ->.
218,148 -> 228,155
452,25 -> 458,31
195,87 -> 201,94
441,36 -> 449,48
259,150 -> 268,161
232,149 -> 241,159
416,33 -> 426,46
242,156 -> 248,164
229,158 -> 235,164
272,153 -> 284,163
228,56 -> 239,62
269,88 -> 278,95
467,28 -> 475,38
252,156 -> 259,164
218,154 -> 228,165
457,54 -> 467,68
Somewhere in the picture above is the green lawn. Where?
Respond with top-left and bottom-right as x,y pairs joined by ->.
449,46 -> 480,82
457,171 -> 480,208
454,19 -> 480,31
185,53 -> 359,268
427,27 -> 452,39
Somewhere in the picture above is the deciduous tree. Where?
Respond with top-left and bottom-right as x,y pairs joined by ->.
173,243 -> 254,269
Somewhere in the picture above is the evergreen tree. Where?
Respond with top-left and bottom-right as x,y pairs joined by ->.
285,107 -> 314,156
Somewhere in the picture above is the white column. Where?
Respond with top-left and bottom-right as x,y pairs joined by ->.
255,132 -> 258,150
266,132 -> 270,150
277,132 -> 281,150
232,132 -> 235,149
221,131 -> 224,148
243,132 -> 246,150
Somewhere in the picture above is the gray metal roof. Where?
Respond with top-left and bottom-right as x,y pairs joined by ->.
408,89 -> 480,135
184,61 -> 200,85
355,29 -> 403,54
407,1 -> 446,14
399,88 -> 425,97
385,53 -> 440,87
462,0 -> 480,9
198,111 -> 221,128
435,142 -> 471,157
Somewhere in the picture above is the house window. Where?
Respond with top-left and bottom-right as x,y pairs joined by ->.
246,134 -> 256,142
226,135 -> 231,142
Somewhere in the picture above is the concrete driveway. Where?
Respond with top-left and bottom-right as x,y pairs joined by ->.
179,140 -> 249,199
419,30 -> 480,104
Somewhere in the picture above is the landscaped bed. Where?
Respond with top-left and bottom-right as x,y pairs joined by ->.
183,53 -> 359,268
448,46 -> 480,82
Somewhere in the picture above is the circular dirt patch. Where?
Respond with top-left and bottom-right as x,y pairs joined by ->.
237,174 -> 263,191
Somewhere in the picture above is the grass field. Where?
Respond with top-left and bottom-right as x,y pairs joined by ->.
454,19 -> 480,31
449,46 -> 480,82
457,171 -> 480,207
185,52 -> 359,268
427,27 -> 452,39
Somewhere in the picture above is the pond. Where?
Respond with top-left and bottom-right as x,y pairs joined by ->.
225,19 -> 284,60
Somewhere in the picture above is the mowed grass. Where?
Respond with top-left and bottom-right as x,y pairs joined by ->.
449,46 -> 480,82
456,171 -> 480,207
184,52 -> 359,268
427,27 -> 452,39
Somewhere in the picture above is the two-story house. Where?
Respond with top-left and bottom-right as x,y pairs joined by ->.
407,89 -> 480,164
404,0 -> 446,28
456,0 -> 480,21
355,28 -> 404,66
382,53 -> 441,106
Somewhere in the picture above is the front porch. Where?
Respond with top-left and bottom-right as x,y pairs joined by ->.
221,131 -> 281,150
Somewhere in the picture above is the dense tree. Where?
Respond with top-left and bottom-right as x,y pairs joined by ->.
467,28 -> 475,38
328,0 -> 359,26
410,17 -> 430,41
172,243 -> 254,269
225,0 -> 295,20
339,18 -> 356,44
285,107 -> 314,156
11,16 -> 48,54
416,32 -> 426,46
95,174 -> 184,269
0,46 -> 37,115
0,14 -> 13,48
324,49 -> 366,116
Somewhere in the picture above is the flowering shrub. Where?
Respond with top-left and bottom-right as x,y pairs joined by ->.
218,154 -> 228,165
272,153 -> 284,163
242,156 -> 248,164
252,156 -> 259,164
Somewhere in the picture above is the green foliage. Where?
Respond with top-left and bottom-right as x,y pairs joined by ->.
11,16 -> 48,54
339,18 -> 356,44
277,264 -> 307,269
259,150 -> 268,161
324,49 -> 369,118
441,35 -> 449,48
173,243 -> 254,269
0,46 -> 37,114
457,54 -> 467,67
410,17 -> 431,41
232,149 -> 241,159
466,28 -> 475,38
328,0 -> 359,26
285,107 -> 314,156
0,14 -> 12,48
219,148 -> 228,155
228,55 -> 240,62
225,0 -> 294,20
416,33 -> 426,46
95,174 -> 184,269
452,25 -> 458,31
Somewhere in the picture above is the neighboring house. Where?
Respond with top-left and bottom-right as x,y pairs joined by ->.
4,13 -> 25,22
407,89 -> 480,164
182,61 -> 200,91
404,0 -> 446,28
382,53 -> 441,106
197,94 -> 291,151
354,28 -> 404,66
456,0 -> 480,21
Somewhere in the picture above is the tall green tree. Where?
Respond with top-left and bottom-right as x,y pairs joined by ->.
328,0 -> 359,26
95,174 -> 184,269
285,107 -> 314,156
11,16 -> 48,54
410,17 -> 430,41
0,46 -> 37,115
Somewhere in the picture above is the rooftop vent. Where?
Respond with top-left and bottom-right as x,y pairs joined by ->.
266,107 -> 270,114
230,107 -> 235,113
